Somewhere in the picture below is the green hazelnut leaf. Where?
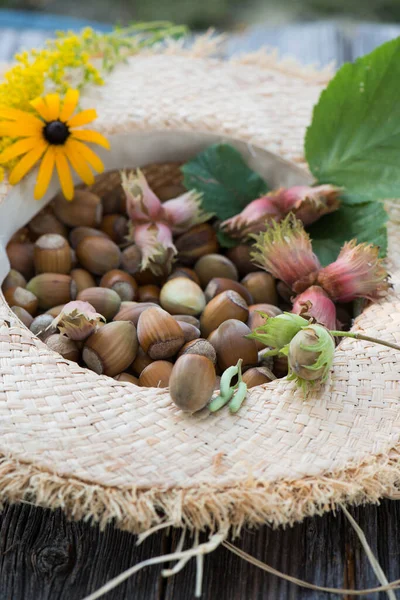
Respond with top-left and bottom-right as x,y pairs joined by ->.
182,143 -> 269,247
305,37 -> 400,205
308,200 -> 388,266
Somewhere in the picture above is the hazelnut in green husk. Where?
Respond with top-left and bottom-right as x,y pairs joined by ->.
287,324 -> 335,389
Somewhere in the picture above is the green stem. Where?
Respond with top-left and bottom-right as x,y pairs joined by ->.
229,381 -> 248,414
209,392 -> 233,413
237,358 -> 243,384
330,331 -> 400,352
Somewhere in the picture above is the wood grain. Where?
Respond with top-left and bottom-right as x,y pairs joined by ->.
1,501 -> 399,599
0,503 -> 165,600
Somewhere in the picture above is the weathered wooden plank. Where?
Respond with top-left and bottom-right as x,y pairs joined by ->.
164,510 -> 347,599
347,501 -> 400,600
0,500 -> 400,599
225,21 -> 351,65
349,23 -> 400,61
0,503 -> 165,600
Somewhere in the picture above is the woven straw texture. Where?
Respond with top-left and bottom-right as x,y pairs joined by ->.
0,41 -> 399,534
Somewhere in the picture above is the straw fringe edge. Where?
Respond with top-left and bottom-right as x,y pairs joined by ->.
0,445 -> 399,535
149,31 -> 334,82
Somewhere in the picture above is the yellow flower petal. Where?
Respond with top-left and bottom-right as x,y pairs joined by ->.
67,109 -> 97,128
44,93 -> 61,121
8,140 -> 47,185
68,139 -> 104,173
0,107 -> 44,127
34,146 -> 56,200
0,121 -> 43,138
0,137 -> 38,163
55,148 -> 74,200
30,97 -> 52,122
59,89 -> 80,122
71,128 -> 110,149
64,140 -> 95,186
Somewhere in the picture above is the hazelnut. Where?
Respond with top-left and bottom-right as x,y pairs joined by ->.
204,277 -> 253,304
30,314 -> 57,340
138,285 -> 160,304
53,190 -> 102,227
130,346 -> 154,376
241,272 -> 278,305
242,366 -> 276,389
69,226 -> 109,249
121,245 -> 142,276
225,245 -> 256,277
34,233 -> 72,274
213,319 -> 258,371
113,302 -> 159,326
100,214 -> 129,244
175,224 -> 219,265
83,321 -> 138,376
168,266 -> 201,286
76,237 -> 121,275
160,277 -> 206,316
273,354 -> 289,378
77,287 -> 121,320
169,355 -> 216,412
46,333 -> 80,362
100,269 -> 138,302
178,321 -> 201,343
171,315 -> 200,328
114,372 -> 139,385
200,290 -> 249,338
137,307 -> 185,360
2,269 -> 26,292
138,361 -> 173,388
28,210 -> 67,240
4,286 -> 38,316
194,254 -> 238,287
26,274 -> 76,310
70,269 -> 96,294
10,306 -> 33,328
177,338 -> 216,364
6,242 -> 35,279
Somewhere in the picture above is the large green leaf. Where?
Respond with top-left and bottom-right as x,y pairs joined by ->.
181,143 -> 269,221
305,37 -> 400,204
308,200 -> 388,266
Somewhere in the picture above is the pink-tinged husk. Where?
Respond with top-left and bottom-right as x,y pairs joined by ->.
251,214 -> 321,291
133,223 -> 177,276
220,196 -> 283,238
51,300 -> 105,341
121,169 -> 165,224
277,185 -> 341,226
292,286 -> 337,330
163,190 -> 212,234
317,240 -> 389,302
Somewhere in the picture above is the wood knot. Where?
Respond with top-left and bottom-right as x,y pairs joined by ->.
34,542 -> 73,577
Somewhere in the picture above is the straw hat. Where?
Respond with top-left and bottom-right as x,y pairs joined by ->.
0,41 -> 399,534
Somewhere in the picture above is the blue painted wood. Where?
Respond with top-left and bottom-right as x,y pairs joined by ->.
1,18 -> 399,65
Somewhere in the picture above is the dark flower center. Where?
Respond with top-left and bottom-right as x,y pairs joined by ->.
43,120 -> 70,145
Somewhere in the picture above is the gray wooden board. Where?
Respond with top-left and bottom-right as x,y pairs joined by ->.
1,19 -> 400,600
1,501 -> 400,599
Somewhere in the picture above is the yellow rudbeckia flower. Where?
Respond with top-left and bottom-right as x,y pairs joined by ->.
0,88 -> 110,200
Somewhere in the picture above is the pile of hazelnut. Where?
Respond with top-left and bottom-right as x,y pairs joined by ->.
3,178 -> 287,413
